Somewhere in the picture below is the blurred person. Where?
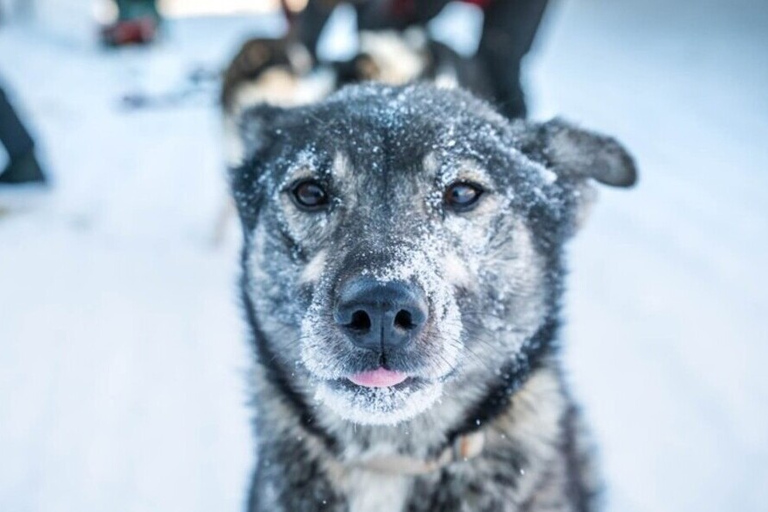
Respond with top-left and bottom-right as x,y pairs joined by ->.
100,0 -> 161,47
283,0 -> 550,118
0,84 -> 47,188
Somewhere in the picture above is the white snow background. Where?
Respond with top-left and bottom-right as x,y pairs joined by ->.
1,0 -> 767,511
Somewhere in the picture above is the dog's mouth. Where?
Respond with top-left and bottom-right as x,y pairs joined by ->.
329,377 -> 430,396
316,369 -> 442,425
347,368 -> 409,388
330,368 -> 427,394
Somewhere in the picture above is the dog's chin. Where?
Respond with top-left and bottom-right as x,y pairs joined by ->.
314,377 -> 444,426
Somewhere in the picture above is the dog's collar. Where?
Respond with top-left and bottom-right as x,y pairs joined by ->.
351,430 -> 486,475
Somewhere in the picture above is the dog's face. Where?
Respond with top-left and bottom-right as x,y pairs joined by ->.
232,85 -> 635,426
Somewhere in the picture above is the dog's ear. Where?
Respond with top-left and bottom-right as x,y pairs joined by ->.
237,103 -> 286,159
226,102 -> 288,167
529,118 -> 638,188
519,118 -> 637,233
227,104 -> 286,230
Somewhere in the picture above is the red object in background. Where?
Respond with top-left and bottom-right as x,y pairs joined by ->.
100,17 -> 158,47
393,0 -> 494,17
461,0 -> 494,9
391,0 -> 416,18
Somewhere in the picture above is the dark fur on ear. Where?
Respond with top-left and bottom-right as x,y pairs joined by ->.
229,104 -> 285,230
236,103 -> 285,159
523,118 -> 638,188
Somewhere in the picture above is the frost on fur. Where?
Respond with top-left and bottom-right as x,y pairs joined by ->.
231,84 -> 637,431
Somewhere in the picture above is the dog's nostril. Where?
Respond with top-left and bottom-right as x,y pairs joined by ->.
348,310 -> 372,331
394,310 -> 415,330
335,278 -> 428,351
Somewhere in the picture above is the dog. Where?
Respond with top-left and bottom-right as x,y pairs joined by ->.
228,82 -> 637,511
220,27 -> 490,133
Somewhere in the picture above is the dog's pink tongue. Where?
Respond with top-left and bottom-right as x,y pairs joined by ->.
348,369 -> 408,388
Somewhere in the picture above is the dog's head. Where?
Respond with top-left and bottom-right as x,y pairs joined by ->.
231,84 -> 636,426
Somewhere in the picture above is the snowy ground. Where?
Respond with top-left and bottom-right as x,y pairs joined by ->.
1,1 -> 767,511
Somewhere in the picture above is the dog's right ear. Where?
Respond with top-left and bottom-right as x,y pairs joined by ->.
242,104 -> 286,159
227,103 -> 286,229
227,103 -> 285,168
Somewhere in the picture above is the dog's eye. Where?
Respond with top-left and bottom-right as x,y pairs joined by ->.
291,180 -> 329,211
444,181 -> 483,212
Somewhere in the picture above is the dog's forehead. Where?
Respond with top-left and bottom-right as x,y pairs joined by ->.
278,86 -> 523,182
321,86 -> 501,146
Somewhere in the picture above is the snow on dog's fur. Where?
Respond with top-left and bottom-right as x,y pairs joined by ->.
230,83 -> 636,512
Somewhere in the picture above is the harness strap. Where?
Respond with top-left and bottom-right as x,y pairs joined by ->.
352,430 -> 486,475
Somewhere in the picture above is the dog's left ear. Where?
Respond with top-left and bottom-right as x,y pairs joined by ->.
528,118 -> 638,188
519,118 -> 637,232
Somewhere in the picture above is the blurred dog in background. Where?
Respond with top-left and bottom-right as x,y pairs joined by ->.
221,0 -> 552,120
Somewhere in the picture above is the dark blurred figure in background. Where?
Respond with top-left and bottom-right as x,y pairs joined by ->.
284,0 -> 549,118
100,0 -> 162,47
0,85 -> 47,187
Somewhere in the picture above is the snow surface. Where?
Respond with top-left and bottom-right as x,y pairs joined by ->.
1,1 -> 767,511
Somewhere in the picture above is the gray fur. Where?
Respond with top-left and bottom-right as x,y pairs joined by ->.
229,83 -> 636,512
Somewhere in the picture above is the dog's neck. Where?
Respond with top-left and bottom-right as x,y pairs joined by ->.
348,428 -> 487,475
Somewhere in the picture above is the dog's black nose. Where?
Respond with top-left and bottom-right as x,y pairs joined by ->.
334,278 -> 427,352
